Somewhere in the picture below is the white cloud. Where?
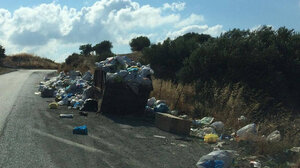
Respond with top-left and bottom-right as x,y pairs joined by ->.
167,24 -> 224,39
163,2 -> 185,11
250,25 -> 274,32
0,0 -> 223,62
175,14 -> 204,28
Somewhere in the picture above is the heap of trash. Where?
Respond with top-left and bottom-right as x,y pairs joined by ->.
39,70 -> 100,112
38,55 -> 155,115
95,56 -> 154,94
145,97 -> 170,114
95,56 -> 154,115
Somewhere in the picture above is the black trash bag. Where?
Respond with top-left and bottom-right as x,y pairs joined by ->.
80,99 -> 98,112
41,87 -> 55,98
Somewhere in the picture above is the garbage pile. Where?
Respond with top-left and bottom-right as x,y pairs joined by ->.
95,56 -> 155,115
190,117 -> 224,141
39,70 -> 99,112
145,97 -> 170,114
95,56 -> 154,94
191,115 -> 289,167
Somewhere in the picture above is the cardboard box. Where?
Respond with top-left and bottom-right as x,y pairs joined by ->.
155,112 -> 191,135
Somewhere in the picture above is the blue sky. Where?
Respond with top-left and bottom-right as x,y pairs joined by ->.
0,0 -> 299,62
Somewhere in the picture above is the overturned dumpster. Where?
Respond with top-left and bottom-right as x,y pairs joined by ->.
95,56 -> 154,115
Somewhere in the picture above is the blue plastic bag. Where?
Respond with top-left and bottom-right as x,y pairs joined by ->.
73,102 -> 81,108
73,125 -> 88,135
154,103 -> 169,113
200,160 -> 224,168
67,93 -> 73,98
127,67 -> 139,72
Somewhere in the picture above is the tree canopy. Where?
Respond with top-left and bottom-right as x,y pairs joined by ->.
129,36 -> 151,51
177,26 -> 300,103
142,33 -> 212,80
93,40 -> 113,55
79,44 -> 93,56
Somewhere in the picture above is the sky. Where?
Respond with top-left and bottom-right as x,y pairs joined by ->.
0,0 -> 299,62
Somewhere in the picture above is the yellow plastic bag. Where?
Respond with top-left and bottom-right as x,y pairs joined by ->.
49,102 -> 58,109
204,134 -> 219,143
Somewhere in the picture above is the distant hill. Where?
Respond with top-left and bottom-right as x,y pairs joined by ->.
2,53 -> 59,69
117,51 -> 143,62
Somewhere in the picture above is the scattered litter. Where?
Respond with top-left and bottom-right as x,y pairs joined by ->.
238,115 -> 247,121
178,144 -> 187,147
49,102 -> 58,109
34,92 -> 41,95
153,135 -> 166,139
219,134 -> 232,140
290,147 -> 300,153
197,160 -> 224,168
178,114 -> 188,119
145,106 -> 154,113
80,99 -> 98,112
171,142 -> 187,147
147,97 -> 156,107
215,141 -> 226,148
155,112 -> 191,135
59,114 -> 74,118
190,127 -> 216,139
203,127 -> 216,134
204,134 -> 219,143
69,70 -> 81,80
82,71 -> 93,81
134,134 -> 147,139
236,123 -> 257,141
73,125 -> 88,135
155,100 -> 166,106
210,121 -> 224,134
170,110 -> 179,116
79,111 -> 88,116
250,161 -> 261,168
41,87 -> 55,98
266,130 -> 281,142
154,103 -> 169,113
193,117 -> 214,127
238,115 -> 247,126
196,150 -> 237,168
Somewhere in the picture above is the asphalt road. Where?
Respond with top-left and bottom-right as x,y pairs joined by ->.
0,70 -> 211,168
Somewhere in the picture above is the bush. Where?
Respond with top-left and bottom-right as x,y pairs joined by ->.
178,26 -> 300,106
0,45 -> 5,65
65,53 -> 82,65
142,33 -> 211,80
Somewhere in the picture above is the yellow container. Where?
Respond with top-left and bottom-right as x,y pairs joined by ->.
204,134 -> 219,143
49,102 -> 58,109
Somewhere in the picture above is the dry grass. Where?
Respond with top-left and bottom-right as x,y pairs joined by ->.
0,66 -> 15,75
117,52 -> 143,62
59,55 -> 97,73
3,53 -> 59,69
196,82 -> 262,130
152,78 -> 300,160
150,78 -> 195,115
